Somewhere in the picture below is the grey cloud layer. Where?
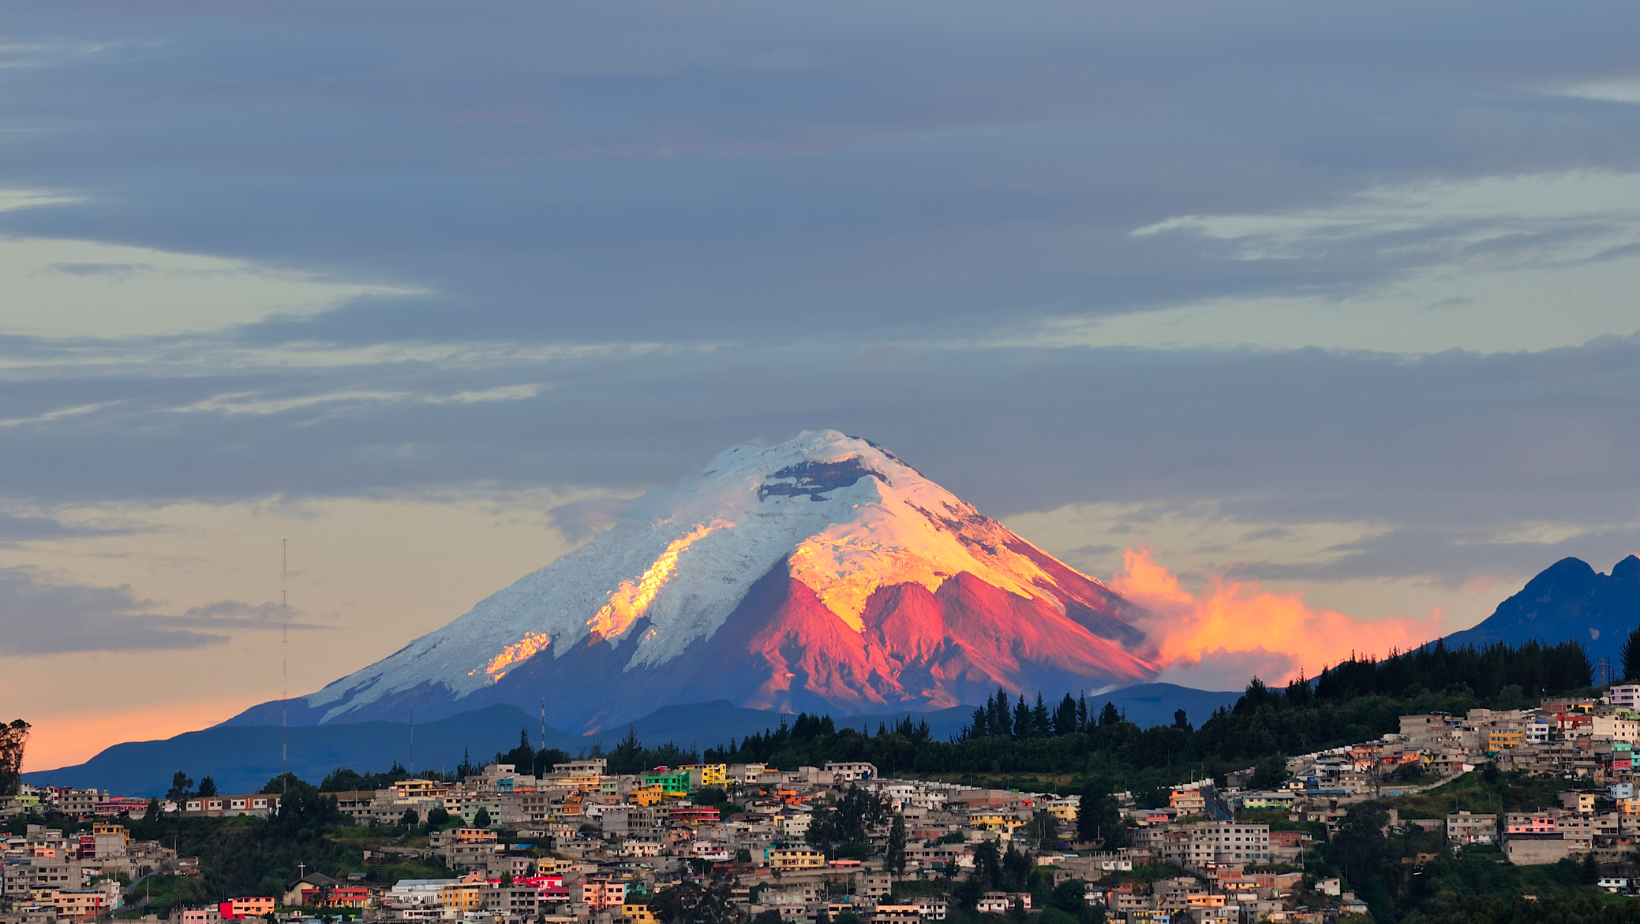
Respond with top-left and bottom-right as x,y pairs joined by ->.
2,338 -> 1638,529
0,1 -> 1637,600
3,2 -> 1640,345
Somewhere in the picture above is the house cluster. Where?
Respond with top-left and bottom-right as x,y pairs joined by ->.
260,763 -> 1346,924
1,790 -> 149,823
1,823 -> 177,923
26,687 -> 1640,924
1397,689 -> 1640,782
1129,688 -> 1640,876
1437,785 -> 1640,870
1,787 -> 279,823
280,762 -> 998,923
1079,868 -> 1311,924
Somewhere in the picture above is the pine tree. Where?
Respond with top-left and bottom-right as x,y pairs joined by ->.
990,690 -> 1012,737
1031,694 -> 1051,738
968,706 -> 989,739
1012,698 -> 1033,739
1624,626 -> 1640,682
1098,702 -> 1121,727
1053,694 -> 1079,736
1076,695 -> 1089,732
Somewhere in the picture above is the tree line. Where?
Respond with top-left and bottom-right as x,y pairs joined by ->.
705,640 -> 1592,792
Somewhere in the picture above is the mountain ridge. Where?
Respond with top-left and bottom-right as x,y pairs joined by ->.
36,685 -> 1240,797
1441,554 -> 1640,668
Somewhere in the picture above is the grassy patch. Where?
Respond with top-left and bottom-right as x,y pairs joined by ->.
1379,771 -> 1571,819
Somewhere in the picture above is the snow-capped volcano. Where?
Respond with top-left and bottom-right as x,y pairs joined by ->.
235,431 -> 1160,732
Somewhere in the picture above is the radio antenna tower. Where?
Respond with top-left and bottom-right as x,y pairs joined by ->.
282,538 -> 289,794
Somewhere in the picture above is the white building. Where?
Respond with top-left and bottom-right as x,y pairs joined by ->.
1608,686 -> 1640,708
825,762 -> 878,782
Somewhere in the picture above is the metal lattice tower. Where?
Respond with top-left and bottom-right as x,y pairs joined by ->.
282,538 -> 288,793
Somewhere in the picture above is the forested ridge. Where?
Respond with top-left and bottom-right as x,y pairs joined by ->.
705,640 -> 1592,791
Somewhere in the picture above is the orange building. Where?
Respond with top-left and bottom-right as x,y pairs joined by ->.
219,897 -> 276,918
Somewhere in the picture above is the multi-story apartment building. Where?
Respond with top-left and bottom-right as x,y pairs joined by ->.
1447,812 -> 1498,845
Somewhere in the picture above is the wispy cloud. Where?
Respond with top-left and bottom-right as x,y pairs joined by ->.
1131,171 -> 1640,268
1544,78 -> 1640,105
0,401 -> 122,428
175,383 -> 542,416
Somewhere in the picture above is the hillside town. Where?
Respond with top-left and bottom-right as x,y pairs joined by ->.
9,684 -> 1640,924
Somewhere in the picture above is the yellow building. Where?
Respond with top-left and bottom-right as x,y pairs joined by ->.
681,764 -> 728,788
623,904 -> 659,924
91,824 -> 128,842
969,813 -> 1023,833
629,785 -> 665,807
1042,799 -> 1079,824
392,778 -> 439,799
53,891 -> 109,920
769,848 -> 827,870
440,883 -> 484,912
1487,731 -> 1524,752
537,857 -> 575,876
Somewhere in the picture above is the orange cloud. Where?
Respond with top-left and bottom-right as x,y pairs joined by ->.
1113,548 -> 1444,685
19,696 -> 261,775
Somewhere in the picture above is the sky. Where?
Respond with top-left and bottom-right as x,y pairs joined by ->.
4,1 -> 1640,772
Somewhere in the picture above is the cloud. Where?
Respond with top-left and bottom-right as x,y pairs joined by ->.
1115,548 -> 1447,685
3,336 -> 1640,546
171,599 -> 327,631
1545,79 -> 1640,105
1237,525 -> 1640,589
548,496 -> 641,543
0,231 -> 423,339
1037,171 -> 1640,353
4,3 -> 1640,351
0,511 -> 134,547
0,0 -> 1635,610
0,567 -> 221,655
0,567 -> 324,656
